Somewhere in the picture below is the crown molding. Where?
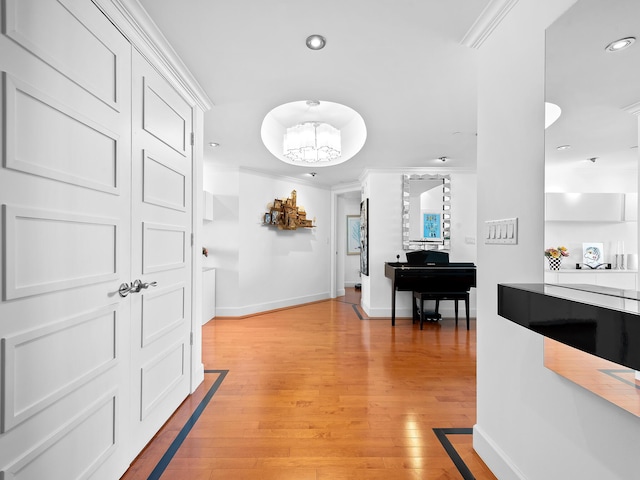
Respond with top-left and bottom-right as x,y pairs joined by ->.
238,167 -> 332,190
460,0 -> 520,49
623,101 -> 640,116
93,0 -> 213,111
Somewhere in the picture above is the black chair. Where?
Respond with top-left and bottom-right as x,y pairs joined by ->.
414,289 -> 470,330
407,251 -> 470,330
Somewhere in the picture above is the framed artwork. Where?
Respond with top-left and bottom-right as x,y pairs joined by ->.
422,212 -> 442,239
264,212 -> 271,224
360,199 -> 369,276
583,242 -> 604,268
347,215 -> 361,255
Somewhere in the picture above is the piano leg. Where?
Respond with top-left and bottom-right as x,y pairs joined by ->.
391,282 -> 396,326
455,300 -> 459,326
465,292 -> 470,330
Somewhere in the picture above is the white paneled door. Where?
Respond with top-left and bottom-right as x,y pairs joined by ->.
0,1 -> 194,478
129,48 -> 193,456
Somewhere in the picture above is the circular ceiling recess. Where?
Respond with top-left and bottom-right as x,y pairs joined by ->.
261,100 -> 367,168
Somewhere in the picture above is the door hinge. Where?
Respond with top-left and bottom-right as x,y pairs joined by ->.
190,332 -> 194,345
190,132 -> 195,146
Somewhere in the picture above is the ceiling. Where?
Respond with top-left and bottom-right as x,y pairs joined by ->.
545,0 -> 640,172
137,0 -> 490,187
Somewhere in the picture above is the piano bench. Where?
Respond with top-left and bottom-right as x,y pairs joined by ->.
413,291 -> 470,330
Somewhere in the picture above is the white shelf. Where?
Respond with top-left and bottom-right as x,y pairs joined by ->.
544,269 -> 637,290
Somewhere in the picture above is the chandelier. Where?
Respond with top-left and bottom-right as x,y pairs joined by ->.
283,121 -> 341,163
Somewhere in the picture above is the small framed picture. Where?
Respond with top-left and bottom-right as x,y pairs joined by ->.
264,212 -> 271,224
347,215 -> 361,255
271,210 -> 280,224
583,242 -> 604,268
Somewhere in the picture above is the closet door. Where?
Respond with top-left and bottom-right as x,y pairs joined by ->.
0,1 -> 133,479
129,48 -> 193,455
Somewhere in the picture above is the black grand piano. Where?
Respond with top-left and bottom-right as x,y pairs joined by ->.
384,250 -> 476,328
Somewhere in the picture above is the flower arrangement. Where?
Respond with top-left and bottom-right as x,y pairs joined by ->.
545,246 -> 569,259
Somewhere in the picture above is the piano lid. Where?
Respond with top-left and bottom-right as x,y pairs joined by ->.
406,250 -> 449,266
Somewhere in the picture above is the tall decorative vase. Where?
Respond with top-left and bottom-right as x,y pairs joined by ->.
547,257 -> 562,270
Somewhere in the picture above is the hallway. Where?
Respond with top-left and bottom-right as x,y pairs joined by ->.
122,290 -> 495,479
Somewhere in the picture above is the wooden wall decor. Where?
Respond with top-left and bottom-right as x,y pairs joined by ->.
263,190 -> 315,230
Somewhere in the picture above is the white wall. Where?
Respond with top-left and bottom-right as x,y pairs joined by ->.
475,1 -> 640,479
202,164 -> 240,310
203,165 -> 331,316
361,169 -> 477,318
337,194 -> 361,295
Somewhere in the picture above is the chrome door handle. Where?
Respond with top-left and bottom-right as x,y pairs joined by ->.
119,282 -> 133,297
119,280 -> 157,297
132,279 -> 157,293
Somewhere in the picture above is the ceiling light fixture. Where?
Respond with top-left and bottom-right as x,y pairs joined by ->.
208,142 -> 219,147
306,34 -> 326,50
283,121 -> 341,163
605,37 -> 635,52
262,99 -> 366,167
556,145 -> 571,150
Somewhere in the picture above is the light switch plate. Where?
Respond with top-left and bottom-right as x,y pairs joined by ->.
485,217 -> 518,244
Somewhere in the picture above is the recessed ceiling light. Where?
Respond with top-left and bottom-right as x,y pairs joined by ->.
208,142 -> 220,147
556,145 -> 571,150
605,37 -> 635,52
306,34 -> 326,50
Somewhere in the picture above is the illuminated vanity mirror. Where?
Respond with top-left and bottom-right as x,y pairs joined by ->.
402,174 -> 451,250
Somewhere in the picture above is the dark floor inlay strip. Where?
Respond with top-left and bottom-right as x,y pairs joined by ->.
351,303 -> 364,319
147,369 -> 228,480
433,428 -> 475,480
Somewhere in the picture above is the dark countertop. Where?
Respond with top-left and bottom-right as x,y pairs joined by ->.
498,283 -> 640,371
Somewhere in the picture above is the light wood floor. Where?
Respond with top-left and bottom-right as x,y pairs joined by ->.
122,289 -> 496,479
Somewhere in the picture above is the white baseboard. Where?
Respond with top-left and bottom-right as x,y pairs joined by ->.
214,292 -> 331,317
191,362 -> 205,393
473,424 -> 526,480
337,288 -> 346,297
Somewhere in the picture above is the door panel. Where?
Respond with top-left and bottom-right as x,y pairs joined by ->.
141,79 -> 190,156
141,283 -> 186,347
3,0 -> 124,110
3,205 -> 119,299
2,303 -> 117,431
142,221 -> 187,273
142,151 -> 187,211
130,48 -> 193,454
4,73 -> 120,193
0,1 -> 132,479
2,391 -> 119,480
